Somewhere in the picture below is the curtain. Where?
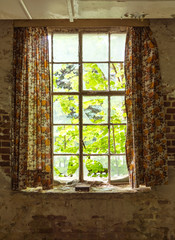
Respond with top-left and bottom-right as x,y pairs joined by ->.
12,27 -> 53,190
125,27 -> 168,188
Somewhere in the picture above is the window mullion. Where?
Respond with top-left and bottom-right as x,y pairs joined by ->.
79,32 -> 83,182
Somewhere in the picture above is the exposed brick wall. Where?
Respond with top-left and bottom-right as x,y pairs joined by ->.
0,20 -> 13,178
0,109 -> 11,176
164,96 -> 175,164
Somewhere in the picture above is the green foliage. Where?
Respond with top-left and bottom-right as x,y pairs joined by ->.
53,63 -> 128,179
84,157 -> 108,177
83,63 -> 108,90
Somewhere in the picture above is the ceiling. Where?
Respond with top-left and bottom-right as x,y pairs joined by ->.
0,0 -> 175,20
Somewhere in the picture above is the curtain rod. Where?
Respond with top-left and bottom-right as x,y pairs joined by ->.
13,19 -> 150,28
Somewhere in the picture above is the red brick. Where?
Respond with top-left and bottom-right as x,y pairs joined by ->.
167,108 -> 175,113
167,148 -> 175,153
2,142 -> 11,147
164,102 -> 171,107
163,96 -> 167,101
0,161 -> 10,166
0,122 -> 10,128
167,121 -> 175,126
169,97 -> 175,100
167,141 -> 171,146
165,115 -> 171,120
0,148 -> 10,154
1,155 -> 10,160
172,141 -> 175,145
3,167 -> 10,176
158,200 -> 170,204
168,161 -> 175,166
3,129 -> 10,134
166,127 -> 170,133
3,116 -> 10,121
0,135 -> 10,140
0,110 -> 7,114
166,134 -> 175,139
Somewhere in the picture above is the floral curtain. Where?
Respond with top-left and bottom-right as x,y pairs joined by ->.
125,27 -> 168,188
12,27 -> 53,190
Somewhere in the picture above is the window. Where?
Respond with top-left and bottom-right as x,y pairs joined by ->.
49,29 -> 128,183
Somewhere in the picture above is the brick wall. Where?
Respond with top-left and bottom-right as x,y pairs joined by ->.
164,96 -> 175,164
0,109 -> 11,176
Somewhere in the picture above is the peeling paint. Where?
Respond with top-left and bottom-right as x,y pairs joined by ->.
0,20 -> 175,240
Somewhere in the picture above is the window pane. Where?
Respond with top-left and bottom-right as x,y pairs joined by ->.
53,33 -> 78,62
110,34 -> 126,61
53,125 -> 79,154
110,125 -> 126,154
111,156 -> 128,180
83,126 -> 108,154
83,96 -> 108,124
83,63 -> 108,91
83,33 -> 108,61
111,96 -> 126,123
48,34 -> 51,62
53,64 -> 79,92
110,63 -> 125,90
53,95 -> 79,124
83,156 -> 108,180
54,156 -> 79,180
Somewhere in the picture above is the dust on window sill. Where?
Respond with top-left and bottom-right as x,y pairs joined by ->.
21,180 -> 151,194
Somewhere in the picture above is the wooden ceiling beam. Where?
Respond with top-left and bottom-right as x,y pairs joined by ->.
13,19 -> 149,27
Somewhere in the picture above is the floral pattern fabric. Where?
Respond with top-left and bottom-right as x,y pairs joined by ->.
125,27 -> 168,188
12,27 -> 53,190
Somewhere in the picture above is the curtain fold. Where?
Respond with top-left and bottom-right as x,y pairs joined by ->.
125,27 -> 168,188
12,27 -> 53,190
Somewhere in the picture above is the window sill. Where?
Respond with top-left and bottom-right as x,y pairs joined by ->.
21,184 -> 151,194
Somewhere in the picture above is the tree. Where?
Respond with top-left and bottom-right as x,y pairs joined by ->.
53,63 -> 127,179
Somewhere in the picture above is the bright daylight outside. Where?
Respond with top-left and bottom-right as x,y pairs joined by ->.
49,31 -> 128,183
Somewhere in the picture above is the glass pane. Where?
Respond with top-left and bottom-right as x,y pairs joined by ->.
53,64 -> 79,92
49,64 -> 52,82
110,34 -> 126,61
83,63 -> 108,91
83,126 -> 108,154
83,33 -> 108,61
110,63 -> 125,90
110,125 -> 126,154
53,33 -> 78,62
111,96 -> 126,123
54,156 -> 79,180
48,34 -> 51,62
83,156 -> 108,180
83,96 -> 108,124
53,95 -> 79,124
53,126 -> 79,154
111,156 -> 128,180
